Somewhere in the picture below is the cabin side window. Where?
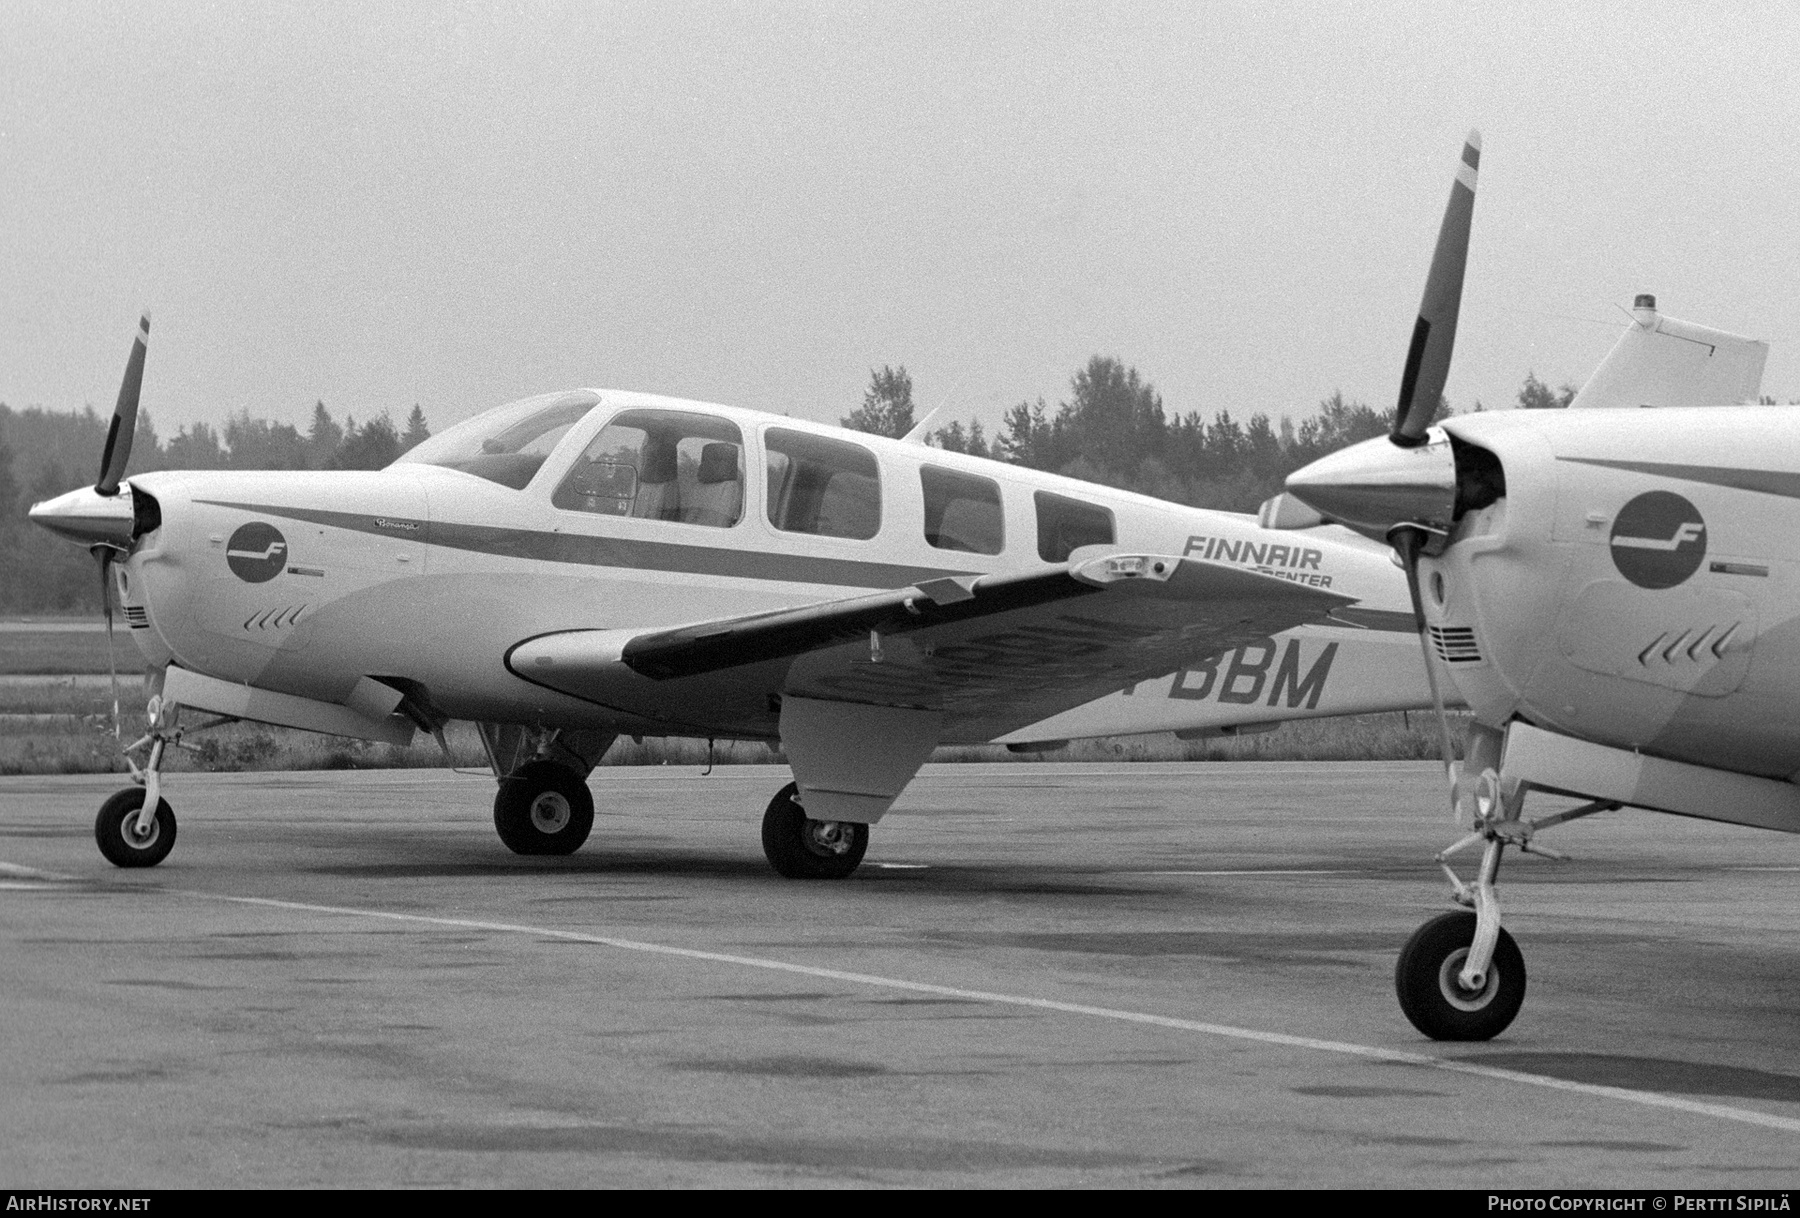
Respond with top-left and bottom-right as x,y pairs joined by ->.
920,465 -> 1003,555
765,428 -> 881,540
1034,491 -> 1114,562
552,409 -> 744,527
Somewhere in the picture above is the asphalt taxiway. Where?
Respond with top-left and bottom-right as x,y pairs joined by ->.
3,762 -> 1800,1188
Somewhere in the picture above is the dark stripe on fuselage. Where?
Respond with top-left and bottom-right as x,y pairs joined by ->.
196,500 -> 981,589
1558,458 -> 1800,501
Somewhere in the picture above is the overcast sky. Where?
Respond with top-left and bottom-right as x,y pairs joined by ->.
4,1 -> 1798,443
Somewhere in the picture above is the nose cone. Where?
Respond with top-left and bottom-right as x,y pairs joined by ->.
1284,431 -> 1457,542
28,485 -> 137,550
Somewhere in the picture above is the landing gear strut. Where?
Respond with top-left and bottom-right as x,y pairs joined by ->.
1396,735 -> 1614,1041
761,782 -> 867,879
96,694 -> 191,868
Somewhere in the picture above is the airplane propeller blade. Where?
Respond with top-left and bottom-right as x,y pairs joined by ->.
1391,131 -> 1479,447
1278,132 -> 1479,540
95,312 -> 150,496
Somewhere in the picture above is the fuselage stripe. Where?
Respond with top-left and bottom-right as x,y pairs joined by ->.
1559,458 -> 1800,501
196,499 -> 981,589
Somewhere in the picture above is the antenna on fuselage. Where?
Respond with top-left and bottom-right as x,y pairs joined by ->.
900,405 -> 944,444
900,378 -> 965,445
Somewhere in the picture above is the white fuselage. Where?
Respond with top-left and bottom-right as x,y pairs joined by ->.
114,390 -> 1435,745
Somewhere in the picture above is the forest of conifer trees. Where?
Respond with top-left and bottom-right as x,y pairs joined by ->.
851,357 -> 1572,512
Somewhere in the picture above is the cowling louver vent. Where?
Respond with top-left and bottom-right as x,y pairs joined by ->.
123,605 -> 149,630
1428,625 -> 1483,664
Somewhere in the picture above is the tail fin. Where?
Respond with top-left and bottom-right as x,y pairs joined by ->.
1569,295 -> 1768,410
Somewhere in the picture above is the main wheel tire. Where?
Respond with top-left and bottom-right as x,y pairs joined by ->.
1395,910 -> 1526,1041
95,788 -> 177,869
493,760 -> 594,856
761,782 -> 867,879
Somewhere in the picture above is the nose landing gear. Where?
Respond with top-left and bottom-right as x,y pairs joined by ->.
94,694 -> 200,868
1397,756 -> 1615,1040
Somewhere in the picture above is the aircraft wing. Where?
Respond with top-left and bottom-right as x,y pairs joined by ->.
507,551 -> 1356,741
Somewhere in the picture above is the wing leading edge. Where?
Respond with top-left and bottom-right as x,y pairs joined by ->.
506,552 -> 1355,742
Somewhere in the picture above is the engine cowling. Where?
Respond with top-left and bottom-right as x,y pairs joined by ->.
1420,406 -> 1800,780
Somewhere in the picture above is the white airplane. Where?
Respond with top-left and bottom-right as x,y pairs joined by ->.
29,317 -> 1443,881
1282,131 -> 1794,1041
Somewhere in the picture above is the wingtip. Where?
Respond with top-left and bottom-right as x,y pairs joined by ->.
137,312 -> 151,337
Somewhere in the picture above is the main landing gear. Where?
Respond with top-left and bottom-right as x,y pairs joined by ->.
493,760 -> 595,855
477,724 -> 613,857
475,725 -> 874,876
761,782 -> 867,879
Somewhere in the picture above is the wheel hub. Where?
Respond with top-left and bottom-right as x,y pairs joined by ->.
529,791 -> 572,834
803,819 -> 852,856
122,814 -> 160,849
1437,946 -> 1498,1011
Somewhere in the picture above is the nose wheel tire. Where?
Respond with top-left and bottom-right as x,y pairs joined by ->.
761,782 -> 868,879
494,761 -> 594,856
1395,910 -> 1526,1041
95,788 -> 177,868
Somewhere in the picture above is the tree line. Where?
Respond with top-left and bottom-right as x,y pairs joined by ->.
846,361 -> 1576,512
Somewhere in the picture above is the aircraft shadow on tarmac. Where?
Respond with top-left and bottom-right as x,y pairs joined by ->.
299,850 -> 1159,897
1452,1052 -> 1800,1104
921,928 -> 1397,964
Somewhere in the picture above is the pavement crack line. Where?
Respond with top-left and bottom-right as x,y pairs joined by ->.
36,876 -> 1800,1138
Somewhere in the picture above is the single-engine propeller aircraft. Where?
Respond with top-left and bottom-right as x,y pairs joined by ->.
31,309 -> 1444,880
1281,130 -> 1796,1041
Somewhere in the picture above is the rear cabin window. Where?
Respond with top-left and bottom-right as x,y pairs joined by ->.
1034,491 -> 1114,562
765,428 -> 881,540
920,466 -> 1003,555
552,409 -> 745,527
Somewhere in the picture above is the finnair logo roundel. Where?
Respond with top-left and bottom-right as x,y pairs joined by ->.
225,522 -> 288,583
1610,491 -> 1705,589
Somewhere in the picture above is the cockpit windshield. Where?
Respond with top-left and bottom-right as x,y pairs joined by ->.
394,390 -> 600,490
